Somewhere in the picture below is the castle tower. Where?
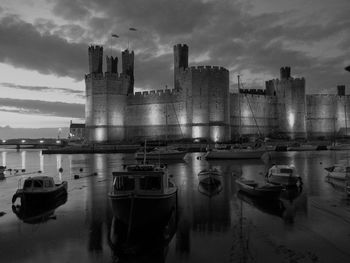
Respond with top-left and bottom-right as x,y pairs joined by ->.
106,56 -> 118,74
88,46 -> 103,73
174,44 -> 189,90
122,49 -> 134,94
268,67 -> 306,139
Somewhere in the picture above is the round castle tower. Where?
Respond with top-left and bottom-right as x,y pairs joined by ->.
174,44 -> 231,142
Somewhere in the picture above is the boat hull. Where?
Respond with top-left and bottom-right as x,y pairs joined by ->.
267,175 -> 300,186
109,191 -> 177,228
236,180 -> 282,199
135,151 -> 186,160
205,150 -> 266,159
12,182 -> 68,205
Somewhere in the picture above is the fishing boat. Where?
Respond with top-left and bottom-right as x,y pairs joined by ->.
198,168 -> 222,196
108,163 -> 177,228
12,176 -> 68,205
235,178 -> 283,199
324,164 -> 350,180
12,193 -> 67,224
266,164 -> 302,186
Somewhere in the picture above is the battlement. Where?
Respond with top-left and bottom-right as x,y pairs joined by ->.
88,45 -> 103,52
174,44 -> 188,49
184,65 -> 229,73
85,72 -> 129,81
132,88 -> 179,97
266,77 -> 305,84
239,89 -> 266,95
128,88 -> 184,105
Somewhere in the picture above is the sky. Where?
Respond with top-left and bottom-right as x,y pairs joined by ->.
0,0 -> 349,136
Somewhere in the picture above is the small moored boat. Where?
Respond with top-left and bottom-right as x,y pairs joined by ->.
135,146 -> 187,160
109,164 -> 177,228
266,164 -> 302,186
324,164 -> 350,180
198,168 -> 222,196
12,176 -> 68,205
235,178 -> 283,199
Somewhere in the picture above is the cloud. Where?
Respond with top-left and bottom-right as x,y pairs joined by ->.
0,15 -> 87,80
0,98 -> 84,118
0,82 -> 83,95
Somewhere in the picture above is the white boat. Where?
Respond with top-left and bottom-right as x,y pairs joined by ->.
328,144 -> 350,150
205,145 -> 267,160
324,164 -> 350,180
135,146 -> 187,160
198,168 -> 222,196
235,178 -> 283,199
266,164 -> 302,186
108,163 -> 178,228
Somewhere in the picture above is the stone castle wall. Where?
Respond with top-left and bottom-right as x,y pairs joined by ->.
307,94 -> 350,138
230,93 -> 278,138
124,89 -> 187,140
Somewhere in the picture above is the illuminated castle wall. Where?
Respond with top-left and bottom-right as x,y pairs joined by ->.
85,44 -> 348,143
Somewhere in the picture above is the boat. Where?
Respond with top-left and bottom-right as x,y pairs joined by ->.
205,75 -> 268,160
324,164 -> 350,180
198,168 -> 222,196
135,146 -> 187,160
0,165 -> 5,180
287,142 -> 317,151
205,144 -> 267,160
235,178 -> 283,199
108,163 -> 178,228
12,176 -> 68,205
266,164 -> 302,186
12,193 -> 67,224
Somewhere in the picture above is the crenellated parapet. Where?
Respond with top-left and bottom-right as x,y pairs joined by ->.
184,65 -> 229,74
127,88 -> 185,105
239,88 -> 266,95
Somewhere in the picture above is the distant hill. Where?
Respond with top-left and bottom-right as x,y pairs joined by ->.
0,126 -> 69,139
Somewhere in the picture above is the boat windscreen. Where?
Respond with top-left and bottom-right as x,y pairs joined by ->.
23,180 -> 32,189
140,176 -> 161,190
114,176 -> 135,191
280,168 -> 293,174
33,180 -> 43,188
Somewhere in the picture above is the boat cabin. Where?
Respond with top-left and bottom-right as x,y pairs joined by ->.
268,165 -> 297,176
21,176 -> 56,192
111,166 -> 173,195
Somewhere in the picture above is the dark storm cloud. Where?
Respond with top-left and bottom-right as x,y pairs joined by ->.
0,15 -> 86,80
0,82 -> 83,95
2,0 -> 349,93
0,98 -> 84,118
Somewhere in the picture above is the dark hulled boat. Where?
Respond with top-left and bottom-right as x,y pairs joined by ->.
235,178 -> 283,199
108,164 -> 178,228
12,176 -> 68,205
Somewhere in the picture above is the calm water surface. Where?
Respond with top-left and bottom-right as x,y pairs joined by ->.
1,149 -> 350,263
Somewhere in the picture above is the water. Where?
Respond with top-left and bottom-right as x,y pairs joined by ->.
1,149 -> 350,263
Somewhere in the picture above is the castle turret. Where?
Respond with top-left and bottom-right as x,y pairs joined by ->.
174,44 -> 189,90
122,49 -> 134,94
280,66 -> 291,80
106,56 -> 118,74
88,46 -> 103,73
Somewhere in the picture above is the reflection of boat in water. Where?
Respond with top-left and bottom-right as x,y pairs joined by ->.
108,164 -> 177,228
236,178 -> 283,199
12,193 -> 67,224
109,207 -> 177,263
198,168 -> 222,197
12,176 -> 68,205
237,191 -> 285,217
266,164 -> 302,187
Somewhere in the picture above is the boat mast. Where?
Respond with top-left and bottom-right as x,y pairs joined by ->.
238,75 -> 241,142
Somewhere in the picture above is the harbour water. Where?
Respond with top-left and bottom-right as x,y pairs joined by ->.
1,149 -> 350,262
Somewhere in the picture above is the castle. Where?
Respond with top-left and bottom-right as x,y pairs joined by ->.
85,44 -> 349,143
